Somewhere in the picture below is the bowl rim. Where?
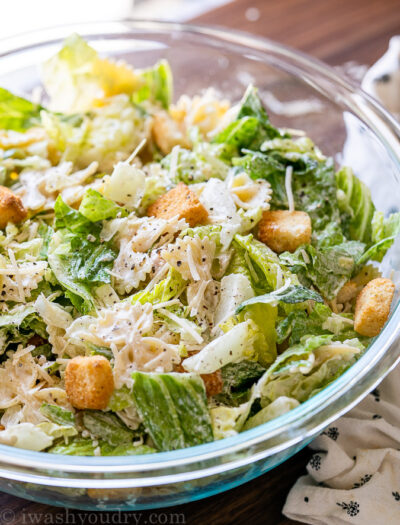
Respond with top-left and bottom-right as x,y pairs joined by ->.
0,18 -> 399,484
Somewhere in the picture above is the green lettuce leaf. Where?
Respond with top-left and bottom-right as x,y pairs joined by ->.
235,150 -> 341,241
81,411 -> 135,447
42,33 -> 142,113
280,241 -> 365,299
40,404 -> 75,427
48,232 -> 96,314
0,87 -> 42,131
182,321 -> 257,374
48,437 -> 155,456
269,334 -> 334,377
216,360 -> 266,406
161,142 -> 229,184
259,339 -> 361,406
68,236 -> 116,285
336,167 -> 375,243
131,267 -> 186,306
236,85 -> 281,143
107,385 -> 134,412
0,305 -> 48,355
54,195 -> 99,236
358,210 -> 400,263
244,396 -> 299,430
131,372 -> 213,451
234,233 -> 296,292
213,116 -> 260,155
213,85 -> 281,155
237,303 -> 278,367
79,189 -> 128,222
226,242 -> 255,285
236,284 -> 323,313
132,59 -> 173,109
276,303 -> 332,345
51,197 -> 117,312
211,404 -> 251,439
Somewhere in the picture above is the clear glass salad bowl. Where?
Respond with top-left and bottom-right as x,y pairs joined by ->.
0,19 -> 399,511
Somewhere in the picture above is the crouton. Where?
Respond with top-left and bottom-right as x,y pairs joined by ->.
147,182 -> 208,227
65,355 -> 114,410
201,370 -> 223,397
337,281 -> 358,304
354,277 -> 395,337
152,112 -> 190,155
0,186 -> 27,229
174,361 -> 222,397
258,210 -> 311,253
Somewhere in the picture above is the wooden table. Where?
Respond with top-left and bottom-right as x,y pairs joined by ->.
2,1 -> 400,523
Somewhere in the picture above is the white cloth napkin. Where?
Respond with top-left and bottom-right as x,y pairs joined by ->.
283,367 -> 400,524
283,39 -> 400,525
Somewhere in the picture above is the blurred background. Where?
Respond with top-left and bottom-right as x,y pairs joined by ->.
1,0 -> 230,36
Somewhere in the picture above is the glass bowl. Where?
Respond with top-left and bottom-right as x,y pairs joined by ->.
0,19 -> 399,511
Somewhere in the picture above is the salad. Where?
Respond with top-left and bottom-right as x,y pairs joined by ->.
0,34 -> 398,456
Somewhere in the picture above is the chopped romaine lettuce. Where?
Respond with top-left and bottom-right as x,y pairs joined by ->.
235,150 -> 340,240
54,195 -> 100,236
79,189 -> 128,221
40,404 -> 75,427
244,396 -> 299,430
108,385 -> 134,412
336,166 -> 375,243
214,274 -> 254,327
48,231 -> 96,314
81,411 -> 134,447
131,267 -> 186,306
237,303 -> 278,367
161,143 -> 229,185
51,197 -> 117,313
131,372 -> 213,451
48,437 -> 155,456
216,360 -> 266,406
259,339 -> 362,406
211,404 -> 250,439
132,59 -> 173,109
0,87 -> 42,131
359,210 -> 400,263
234,234 -> 296,292
280,241 -> 365,299
0,305 -> 48,355
236,284 -> 323,313
42,33 -> 140,113
183,321 -> 257,374
213,116 -> 260,153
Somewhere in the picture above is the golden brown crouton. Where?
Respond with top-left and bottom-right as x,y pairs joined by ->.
65,355 -> 114,410
174,360 -> 222,397
147,182 -> 208,227
354,277 -> 395,337
258,210 -> 311,253
337,281 -> 358,304
201,370 -> 223,397
0,186 -> 27,229
152,112 -> 191,155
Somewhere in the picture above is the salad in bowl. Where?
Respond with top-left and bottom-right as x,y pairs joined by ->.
0,34 -> 398,456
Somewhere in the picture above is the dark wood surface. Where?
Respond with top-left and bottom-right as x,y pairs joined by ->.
2,1 -> 400,524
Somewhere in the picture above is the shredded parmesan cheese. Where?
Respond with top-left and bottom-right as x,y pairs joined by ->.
285,165 -> 295,213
